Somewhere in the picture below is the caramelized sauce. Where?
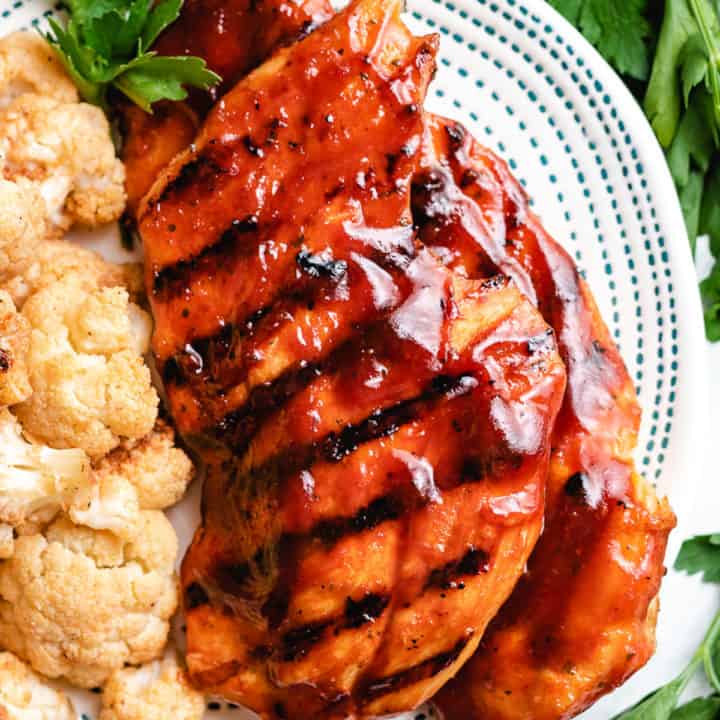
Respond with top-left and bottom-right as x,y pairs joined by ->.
119,0 -> 334,217
419,115 -> 676,720
140,1 -> 567,715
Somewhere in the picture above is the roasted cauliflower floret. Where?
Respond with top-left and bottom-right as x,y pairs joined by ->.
0,511 -> 179,688
95,420 -> 194,511
15,275 -> 158,459
68,420 -> 194,539
68,471 -> 141,540
0,408 -> 90,558
0,93 -> 125,233
2,238 -> 137,308
0,177 -> 46,286
0,32 -> 78,108
0,651 -> 75,719
0,290 -> 31,406
101,654 -> 205,720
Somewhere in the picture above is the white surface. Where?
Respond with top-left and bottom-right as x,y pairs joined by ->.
0,0 -> 716,718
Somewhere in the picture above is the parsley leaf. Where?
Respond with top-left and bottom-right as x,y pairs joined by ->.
44,0 -> 220,113
701,264 -> 720,341
550,0 -> 720,341
644,0 -> 700,146
666,92 -> 715,249
670,696 -> 720,720
675,533 -> 720,583
548,0 -> 653,80
699,162 -> 720,256
140,0 -> 183,52
680,34 -> 709,107
612,660 -> 700,720
114,56 -> 217,112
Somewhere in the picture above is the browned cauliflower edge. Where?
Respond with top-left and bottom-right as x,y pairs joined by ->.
0,511 -> 179,688
0,32 -> 78,108
2,238 -> 139,309
100,654 -> 205,720
0,408 -> 91,559
0,177 -> 46,288
0,93 -> 125,234
15,274 -> 158,459
0,290 -> 30,406
0,650 -> 75,719
94,419 -> 195,511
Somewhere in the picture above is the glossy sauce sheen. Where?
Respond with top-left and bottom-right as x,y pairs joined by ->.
414,115 -> 676,720
131,0 -> 676,717
119,0 -> 334,215
139,0 -> 567,717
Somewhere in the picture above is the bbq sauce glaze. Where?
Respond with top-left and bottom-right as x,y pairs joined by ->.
139,0 -> 567,716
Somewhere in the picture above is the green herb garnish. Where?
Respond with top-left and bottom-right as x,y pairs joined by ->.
44,0 -> 221,112
611,533 -> 720,719
676,534 -> 720,583
548,0 -> 720,341
546,0 -> 653,80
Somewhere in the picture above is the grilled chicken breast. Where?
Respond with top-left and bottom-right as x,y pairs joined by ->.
413,115 -> 676,720
120,0 -> 334,216
138,0 -> 566,717
130,1 -> 675,717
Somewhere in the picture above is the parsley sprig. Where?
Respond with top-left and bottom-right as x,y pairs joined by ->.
611,534 -> 720,719
45,0 -> 221,112
549,0 -> 720,341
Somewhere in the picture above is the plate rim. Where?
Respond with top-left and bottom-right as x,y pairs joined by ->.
0,0 -> 711,717
534,0 -> 709,534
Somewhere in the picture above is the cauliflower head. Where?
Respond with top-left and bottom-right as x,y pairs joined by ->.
0,290 -> 31,406
95,420 -> 195,511
0,651 -> 75,720
0,93 -> 125,232
100,654 -> 205,720
0,32 -> 78,109
0,408 -> 90,557
67,420 -> 194,539
2,238 -> 137,309
0,511 -> 179,688
0,177 -> 46,287
68,470 -> 141,541
15,274 -> 158,459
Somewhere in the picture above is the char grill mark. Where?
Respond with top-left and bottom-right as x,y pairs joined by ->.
281,619 -> 331,661
359,634 -> 473,703
153,214 -> 260,297
296,249 -> 349,281
200,364 -> 521,608
153,0 -> 569,713
207,363 -> 323,451
203,495 -> 402,610
216,371 -> 478,582
424,547 -> 491,591
185,582 -> 210,610
165,274 -> 428,446
208,470 -> 509,609
210,423 -> 523,611
159,243 -> 406,393
238,374 -> 474,487
149,133 -> 260,209
281,592 -> 391,661
312,494 -> 404,546
149,153 -> 228,209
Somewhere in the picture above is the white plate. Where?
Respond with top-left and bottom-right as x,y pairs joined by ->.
0,0 -> 708,718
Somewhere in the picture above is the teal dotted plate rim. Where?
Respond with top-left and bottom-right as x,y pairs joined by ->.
0,0 -> 708,718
